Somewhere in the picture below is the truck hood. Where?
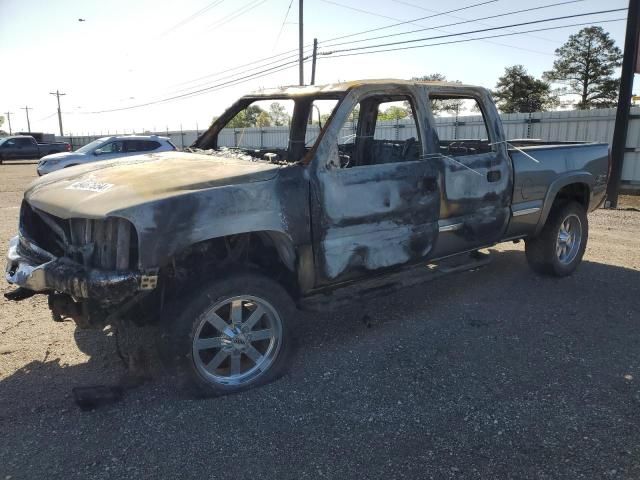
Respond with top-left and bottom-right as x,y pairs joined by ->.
25,151 -> 281,219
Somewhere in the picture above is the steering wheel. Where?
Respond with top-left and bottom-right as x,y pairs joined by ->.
402,137 -> 417,159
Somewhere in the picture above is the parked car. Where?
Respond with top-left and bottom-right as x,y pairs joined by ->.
0,135 -> 70,163
36,135 -> 176,175
5,80 -> 610,396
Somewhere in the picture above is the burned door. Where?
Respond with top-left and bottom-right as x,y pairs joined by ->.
309,88 -> 441,285
423,88 -> 512,258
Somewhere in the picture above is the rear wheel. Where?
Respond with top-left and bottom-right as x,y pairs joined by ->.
159,272 -> 294,396
525,201 -> 588,277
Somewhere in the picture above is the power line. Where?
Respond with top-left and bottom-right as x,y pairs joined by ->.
320,0 -> 586,56
159,44 -> 315,98
321,0 -> 586,49
35,112 -> 58,122
318,17 -> 626,59
273,0 -> 295,50
320,0 -> 498,43
167,44 -> 312,90
70,4 -> 625,115
391,0 -> 561,44
206,0 -> 268,31
80,57 -> 310,114
167,0 -> 492,91
158,0 -> 226,37
319,8 -> 628,55
131,0 -> 516,97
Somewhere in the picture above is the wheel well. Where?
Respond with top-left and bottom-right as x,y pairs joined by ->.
162,232 -> 300,301
554,183 -> 590,209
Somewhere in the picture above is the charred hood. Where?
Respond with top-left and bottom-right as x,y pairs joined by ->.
24,151 -> 281,219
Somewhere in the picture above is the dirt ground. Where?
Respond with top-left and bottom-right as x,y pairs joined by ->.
0,162 -> 639,479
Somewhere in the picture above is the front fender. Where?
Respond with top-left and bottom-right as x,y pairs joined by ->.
112,169 -> 310,270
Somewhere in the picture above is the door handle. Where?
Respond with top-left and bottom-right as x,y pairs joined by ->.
486,170 -> 501,182
422,176 -> 437,192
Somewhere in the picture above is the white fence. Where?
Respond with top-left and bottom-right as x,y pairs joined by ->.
58,107 -> 640,186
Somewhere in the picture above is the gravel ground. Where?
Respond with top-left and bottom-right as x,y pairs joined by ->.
1,162 -> 639,479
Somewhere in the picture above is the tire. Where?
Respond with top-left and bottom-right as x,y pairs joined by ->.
158,271 -> 295,397
0,155 -> 3,165
525,201 -> 588,277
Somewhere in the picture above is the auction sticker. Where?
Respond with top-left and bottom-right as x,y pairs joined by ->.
66,179 -> 114,193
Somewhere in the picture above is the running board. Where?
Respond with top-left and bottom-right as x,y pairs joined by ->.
299,250 -> 492,312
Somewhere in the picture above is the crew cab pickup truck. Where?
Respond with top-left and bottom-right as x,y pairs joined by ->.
0,135 -> 71,163
5,80 -> 610,396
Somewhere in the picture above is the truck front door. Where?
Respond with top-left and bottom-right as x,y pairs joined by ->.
309,87 -> 441,285
22,137 -> 40,159
423,87 -> 512,258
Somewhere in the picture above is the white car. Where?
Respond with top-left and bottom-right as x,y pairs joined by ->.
37,135 -> 176,175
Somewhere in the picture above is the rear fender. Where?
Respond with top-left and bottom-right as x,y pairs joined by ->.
535,173 -> 592,236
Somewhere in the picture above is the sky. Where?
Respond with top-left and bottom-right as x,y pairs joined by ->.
0,0 -> 635,136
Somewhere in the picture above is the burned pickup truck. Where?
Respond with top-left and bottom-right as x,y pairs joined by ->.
5,80 -> 609,395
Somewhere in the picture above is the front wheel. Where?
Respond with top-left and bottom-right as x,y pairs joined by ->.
525,201 -> 588,277
159,272 -> 294,396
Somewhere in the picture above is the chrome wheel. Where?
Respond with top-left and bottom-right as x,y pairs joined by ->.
192,295 -> 283,386
556,213 -> 582,265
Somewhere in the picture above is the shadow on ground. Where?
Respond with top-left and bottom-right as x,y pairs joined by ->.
1,249 -> 639,479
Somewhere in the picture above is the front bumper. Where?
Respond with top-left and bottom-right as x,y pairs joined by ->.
5,235 -> 141,304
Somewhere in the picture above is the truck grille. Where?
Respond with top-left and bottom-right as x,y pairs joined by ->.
19,201 -> 138,271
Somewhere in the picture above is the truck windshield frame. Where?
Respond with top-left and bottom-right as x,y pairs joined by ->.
196,93 -> 346,164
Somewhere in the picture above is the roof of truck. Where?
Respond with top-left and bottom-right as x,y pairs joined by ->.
248,79 -> 480,97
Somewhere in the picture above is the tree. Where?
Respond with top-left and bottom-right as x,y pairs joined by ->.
377,105 -> 410,121
0,116 -> 4,129
256,111 -> 272,128
543,27 -> 623,109
269,102 -> 290,126
412,73 -> 463,115
226,105 -> 266,128
493,65 -> 558,113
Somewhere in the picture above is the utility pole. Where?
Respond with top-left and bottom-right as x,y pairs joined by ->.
49,90 -> 66,136
606,0 -> 639,208
310,38 -> 318,85
298,0 -> 304,86
4,112 -> 13,134
21,106 -> 32,132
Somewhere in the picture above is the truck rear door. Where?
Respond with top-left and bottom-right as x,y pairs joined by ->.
422,87 -> 513,257
309,87 -> 441,285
